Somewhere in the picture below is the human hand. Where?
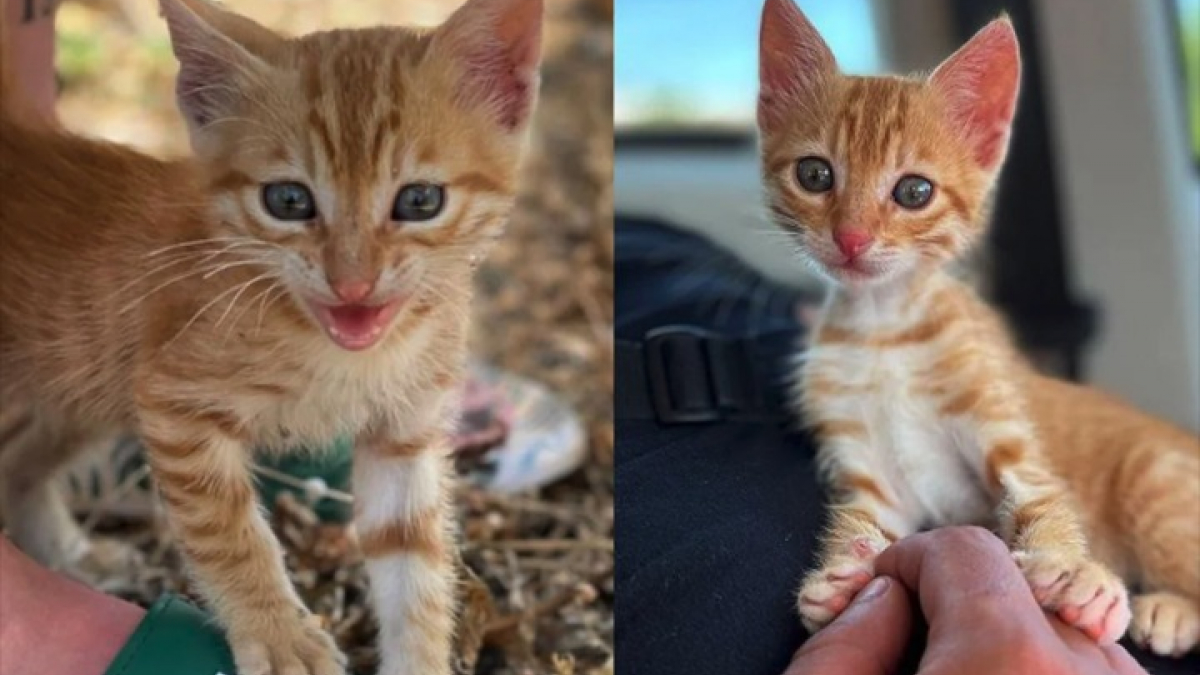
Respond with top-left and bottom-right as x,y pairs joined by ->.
783,574 -> 915,675
875,526 -> 1145,675
784,526 -> 1148,675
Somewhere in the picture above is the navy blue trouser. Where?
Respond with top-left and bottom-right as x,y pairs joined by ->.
613,215 -> 1198,675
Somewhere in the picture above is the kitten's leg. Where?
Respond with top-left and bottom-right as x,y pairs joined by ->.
797,432 -> 916,633
136,404 -> 344,675
1134,592 -> 1200,659
983,427 -> 1131,643
0,409 -> 140,581
1130,592 -> 1200,656
1127,452 -> 1200,656
354,433 -> 457,675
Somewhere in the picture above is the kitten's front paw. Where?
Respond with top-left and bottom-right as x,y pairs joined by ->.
1130,592 -> 1200,657
229,613 -> 346,675
797,537 -> 885,633
1014,550 -> 1131,644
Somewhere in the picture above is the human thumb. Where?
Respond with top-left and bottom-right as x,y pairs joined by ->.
783,577 -> 914,675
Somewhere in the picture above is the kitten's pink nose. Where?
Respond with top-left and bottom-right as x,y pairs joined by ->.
331,278 -> 375,303
833,228 -> 874,259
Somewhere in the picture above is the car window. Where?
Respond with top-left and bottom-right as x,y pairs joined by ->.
1172,0 -> 1200,160
615,0 -> 883,130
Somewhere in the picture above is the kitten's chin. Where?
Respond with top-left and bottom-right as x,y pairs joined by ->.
306,297 -> 407,351
820,259 -> 893,288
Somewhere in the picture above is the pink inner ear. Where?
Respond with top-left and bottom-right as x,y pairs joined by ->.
174,54 -> 233,127
758,0 -> 836,132
931,19 -> 1021,170
161,0 -> 251,129
443,0 -> 543,131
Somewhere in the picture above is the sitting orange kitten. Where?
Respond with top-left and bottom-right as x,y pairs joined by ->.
0,0 -> 540,673
758,0 -> 1199,657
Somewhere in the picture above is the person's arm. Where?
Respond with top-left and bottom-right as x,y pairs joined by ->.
4,0 -> 57,116
785,526 -> 1148,675
0,537 -> 144,675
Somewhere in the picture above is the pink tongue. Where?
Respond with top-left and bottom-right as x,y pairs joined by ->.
328,304 -> 384,337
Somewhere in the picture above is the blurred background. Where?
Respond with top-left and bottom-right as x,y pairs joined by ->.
615,0 -> 1200,432
50,0 -> 613,673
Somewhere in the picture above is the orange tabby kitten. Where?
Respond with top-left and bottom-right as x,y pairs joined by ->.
758,0 -> 1199,657
0,0 -> 541,673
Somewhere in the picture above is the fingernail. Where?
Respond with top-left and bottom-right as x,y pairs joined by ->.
852,577 -> 889,605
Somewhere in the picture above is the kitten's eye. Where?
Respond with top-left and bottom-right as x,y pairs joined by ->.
795,157 -> 834,193
262,182 -> 317,221
392,183 -> 446,222
892,175 -> 935,210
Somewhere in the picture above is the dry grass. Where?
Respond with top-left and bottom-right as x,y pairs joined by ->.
53,0 -> 613,673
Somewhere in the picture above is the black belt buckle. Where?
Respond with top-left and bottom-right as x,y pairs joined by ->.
643,326 -> 747,424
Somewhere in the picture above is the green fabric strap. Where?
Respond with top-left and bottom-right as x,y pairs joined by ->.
103,595 -> 237,675
256,436 -> 355,524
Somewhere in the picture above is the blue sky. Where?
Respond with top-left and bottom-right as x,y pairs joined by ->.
615,0 -> 881,125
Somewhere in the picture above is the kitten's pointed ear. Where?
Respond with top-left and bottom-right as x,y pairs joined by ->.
930,17 -> 1021,171
159,0 -> 274,133
164,0 -> 285,63
758,0 -> 837,133
432,0 -> 543,132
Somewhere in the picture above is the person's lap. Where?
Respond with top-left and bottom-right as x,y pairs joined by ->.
616,419 -> 822,675
613,214 -> 1200,675
615,215 -> 823,675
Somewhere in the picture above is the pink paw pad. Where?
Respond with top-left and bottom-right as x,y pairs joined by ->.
849,537 -> 881,559
798,591 -> 850,617
1059,588 -> 1128,643
797,537 -> 887,633
1016,552 -> 1131,644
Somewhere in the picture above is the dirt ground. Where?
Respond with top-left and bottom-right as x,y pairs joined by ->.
53,0 -> 614,673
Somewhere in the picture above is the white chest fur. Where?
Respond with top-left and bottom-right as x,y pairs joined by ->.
800,282 -> 995,530
803,342 -> 993,528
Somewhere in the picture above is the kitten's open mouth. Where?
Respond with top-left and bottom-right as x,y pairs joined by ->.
308,298 -> 406,351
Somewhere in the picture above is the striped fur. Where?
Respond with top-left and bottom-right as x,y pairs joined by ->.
0,0 -> 541,673
759,0 -> 1199,656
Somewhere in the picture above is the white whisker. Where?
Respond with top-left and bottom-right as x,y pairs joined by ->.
256,287 -> 291,335
118,256 -> 272,315
115,245 -> 268,301
144,236 -> 267,258
225,280 -> 284,341
215,273 -> 277,333
201,258 -> 273,280
161,275 -> 269,352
